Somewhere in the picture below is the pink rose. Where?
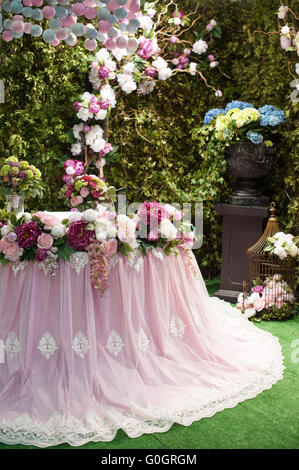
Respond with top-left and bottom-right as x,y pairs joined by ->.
253,298 -> 265,312
0,238 -> 11,253
37,233 -> 54,250
71,196 -> 84,207
3,242 -> 22,262
275,297 -> 285,309
173,210 -> 183,221
40,213 -> 60,227
100,239 -> 117,256
80,187 -> 90,198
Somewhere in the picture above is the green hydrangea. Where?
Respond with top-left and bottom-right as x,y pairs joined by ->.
25,170 -> 34,179
0,165 -> 10,176
74,180 -> 84,191
20,161 -> 29,170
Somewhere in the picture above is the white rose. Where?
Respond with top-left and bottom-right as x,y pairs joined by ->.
160,219 -> 177,240
192,40 -> 208,55
94,109 -> 107,120
189,62 -> 197,75
91,138 -> 106,152
140,15 -> 154,31
73,123 -> 84,140
152,56 -> 168,71
173,17 -> 181,25
112,47 -> 128,62
278,6 -> 288,19
139,80 -> 156,95
95,48 -> 110,62
123,62 -> 135,74
66,166 -> 75,175
210,19 -> 217,26
83,209 -> 98,223
51,225 -> 65,238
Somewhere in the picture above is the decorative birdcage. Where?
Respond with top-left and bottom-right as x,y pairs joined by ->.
240,202 -> 296,321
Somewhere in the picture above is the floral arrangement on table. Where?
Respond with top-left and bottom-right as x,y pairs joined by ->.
58,159 -> 116,211
0,202 -> 195,296
237,275 -> 296,321
65,1 -> 225,178
0,156 -> 44,199
202,100 -> 286,145
264,231 -> 299,260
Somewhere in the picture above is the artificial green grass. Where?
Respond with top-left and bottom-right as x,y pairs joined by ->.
1,279 -> 298,450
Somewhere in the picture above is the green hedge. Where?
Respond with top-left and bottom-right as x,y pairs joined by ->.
0,0 -> 298,280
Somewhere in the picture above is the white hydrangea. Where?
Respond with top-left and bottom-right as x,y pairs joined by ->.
100,84 -> 116,108
189,62 -> 197,75
112,48 -> 128,62
95,48 -> 110,62
139,79 -> 156,95
160,219 -> 177,240
139,15 -> 154,32
158,68 -> 172,81
90,138 -> 106,152
73,123 -> 84,140
192,39 -> 208,55
123,62 -> 135,74
94,109 -> 108,120
77,107 -> 93,122
71,142 -> 82,156
117,73 -> 137,94
152,56 -> 168,71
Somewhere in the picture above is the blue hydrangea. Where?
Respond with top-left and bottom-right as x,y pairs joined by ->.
258,105 -> 286,127
225,100 -> 254,112
203,108 -> 225,125
247,131 -> 263,144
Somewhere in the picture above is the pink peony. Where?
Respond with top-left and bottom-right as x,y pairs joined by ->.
91,190 -> 102,199
15,222 -> 42,249
99,99 -> 110,110
100,239 -> 117,256
145,66 -> 157,78
3,242 -> 22,262
252,285 -> 264,294
0,238 -> 11,253
253,298 -> 265,312
37,233 -> 54,250
35,248 -> 48,262
80,187 -> 90,198
71,196 -> 84,207
67,220 -> 95,251
90,103 -> 101,114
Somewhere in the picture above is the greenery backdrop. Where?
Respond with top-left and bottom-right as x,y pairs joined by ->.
0,0 -> 298,280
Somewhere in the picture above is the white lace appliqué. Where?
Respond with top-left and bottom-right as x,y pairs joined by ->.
138,329 -> 150,352
106,330 -> 124,357
108,254 -> 119,269
5,333 -> 21,359
37,332 -> 57,360
170,316 -> 186,339
127,250 -> 144,273
68,252 -> 89,275
72,332 -> 90,359
10,261 -> 28,277
152,248 -> 165,262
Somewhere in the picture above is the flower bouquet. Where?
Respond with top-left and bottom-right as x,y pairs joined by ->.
237,275 -> 296,321
203,101 -> 286,144
264,231 -> 299,260
59,159 -> 116,212
0,157 -> 44,214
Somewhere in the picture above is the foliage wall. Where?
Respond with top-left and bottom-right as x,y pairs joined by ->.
0,0 -> 298,279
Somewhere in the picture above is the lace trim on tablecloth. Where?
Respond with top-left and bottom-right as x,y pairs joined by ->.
0,298 -> 284,448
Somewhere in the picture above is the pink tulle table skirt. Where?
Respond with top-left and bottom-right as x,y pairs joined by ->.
0,250 -> 284,447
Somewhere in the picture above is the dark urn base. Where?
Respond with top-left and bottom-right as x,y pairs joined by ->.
227,142 -> 275,207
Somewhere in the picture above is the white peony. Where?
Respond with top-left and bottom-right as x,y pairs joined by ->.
71,142 -> 82,156
281,25 -> 290,35
81,91 -> 92,102
123,62 -> 135,74
160,219 -> 177,240
139,15 -> 154,32
105,59 -> 117,72
192,39 -> 208,55
158,68 -> 172,81
112,47 -> 128,62
173,17 -> 181,25
90,138 -> 106,152
89,68 -> 102,90
100,84 -> 116,108
117,73 -> 137,94
117,214 -> 136,242
66,166 -> 75,175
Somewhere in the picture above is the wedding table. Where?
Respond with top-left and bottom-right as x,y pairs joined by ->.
0,213 -> 284,447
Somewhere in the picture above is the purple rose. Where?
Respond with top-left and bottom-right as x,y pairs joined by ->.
90,103 -> 101,114
18,171 -> 27,179
73,101 -> 81,112
67,220 -> 95,251
179,55 -> 189,66
15,222 -> 42,249
137,39 -> 155,59
99,99 -> 110,110
35,248 -> 48,262
145,66 -> 157,78
98,66 -> 110,79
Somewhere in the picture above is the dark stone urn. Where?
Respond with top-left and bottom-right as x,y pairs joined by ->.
227,141 -> 275,206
